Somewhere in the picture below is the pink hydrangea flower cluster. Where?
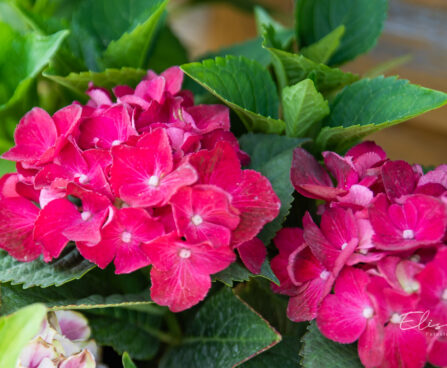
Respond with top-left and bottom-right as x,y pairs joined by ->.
271,142 -> 447,368
0,67 -> 280,312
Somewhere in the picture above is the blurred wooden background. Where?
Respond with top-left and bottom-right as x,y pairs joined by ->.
169,0 -> 447,166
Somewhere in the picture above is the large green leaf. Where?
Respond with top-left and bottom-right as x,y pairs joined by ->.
102,0 -> 168,68
160,287 -> 281,368
43,67 -> 147,97
300,25 -> 345,65
0,283 -> 154,315
300,322 -> 362,368
282,79 -> 329,138
181,56 -> 285,134
0,269 -> 152,315
0,248 -> 94,289
70,0 -> 166,71
295,0 -> 388,65
85,307 -> 163,360
0,22 -> 68,113
239,133 -> 309,244
0,304 -> 47,368
266,47 -> 358,94
316,76 -> 447,152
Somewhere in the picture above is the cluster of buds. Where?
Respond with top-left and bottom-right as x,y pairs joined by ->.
17,310 -> 105,368
272,142 -> 447,368
0,67 -> 280,312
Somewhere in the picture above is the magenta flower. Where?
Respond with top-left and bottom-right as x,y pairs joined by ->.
271,227 -> 306,296
286,246 -> 335,322
303,208 -> 359,275
110,128 -> 197,207
77,207 -> 164,273
317,268 -> 384,367
142,233 -> 235,312
237,237 -> 266,274
416,248 -> 447,326
189,141 -> 280,247
369,193 -> 446,251
2,105 -> 81,167
381,160 -> 420,201
170,184 -> 240,247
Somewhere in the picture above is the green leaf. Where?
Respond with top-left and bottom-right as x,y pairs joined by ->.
160,287 -> 281,368
0,159 -> 15,176
43,67 -> 147,97
0,248 -> 94,289
0,22 -> 68,113
213,260 -> 279,287
239,133 -> 309,244
301,25 -> 345,65
254,7 -> 294,50
102,0 -> 168,68
85,307 -> 162,360
316,76 -> 447,152
300,321 -> 363,368
147,26 -> 189,73
296,0 -> 388,65
201,37 -> 271,68
0,304 -> 47,368
0,283 -> 155,315
70,0 -> 166,71
266,47 -> 358,94
122,352 -> 138,368
181,56 -> 285,134
282,79 -> 329,138
240,336 -> 302,367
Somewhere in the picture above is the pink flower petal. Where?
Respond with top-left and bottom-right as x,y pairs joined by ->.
59,350 -> 96,368
78,208 -> 164,273
2,108 -> 57,164
0,197 -> 41,261
381,160 -> 419,201
34,198 -> 79,259
370,194 -> 447,251
358,317 -> 384,368
187,104 -> 230,134
54,310 -> 91,341
291,147 -> 345,200
171,185 -> 239,247
237,238 -> 266,274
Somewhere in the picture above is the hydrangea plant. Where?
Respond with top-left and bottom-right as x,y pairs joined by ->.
0,0 -> 446,367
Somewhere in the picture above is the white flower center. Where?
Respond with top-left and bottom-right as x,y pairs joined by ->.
148,175 -> 160,187
191,214 -> 203,226
442,289 -> 447,301
390,313 -> 401,324
93,137 -> 99,144
410,255 -> 421,262
359,249 -> 368,255
403,280 -> 420,294
179,248 -> 191,259
362,307 -> 374,319
121,231 -> 132,243
81,211 -> 91,221
320,270 -> 330,280
111,140 -> 121,146
402,229 -> 414,240
77,174 -> 89,184
341,242 -> 348,250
